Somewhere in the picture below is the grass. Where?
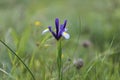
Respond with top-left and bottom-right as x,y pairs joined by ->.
0,0 -> 120,80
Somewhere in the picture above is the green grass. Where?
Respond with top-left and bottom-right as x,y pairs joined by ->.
0,0 -> 120,80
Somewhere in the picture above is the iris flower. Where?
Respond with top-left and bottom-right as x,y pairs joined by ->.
42,18 -> 70,40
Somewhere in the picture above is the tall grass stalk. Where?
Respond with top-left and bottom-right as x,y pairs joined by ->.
0,40 -> 36,80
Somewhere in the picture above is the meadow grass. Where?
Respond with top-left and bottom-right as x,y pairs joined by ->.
0,0 -> 120,80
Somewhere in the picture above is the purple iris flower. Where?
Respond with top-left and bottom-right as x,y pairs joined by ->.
42,18 -> 70,40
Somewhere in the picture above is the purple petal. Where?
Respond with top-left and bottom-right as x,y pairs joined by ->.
60,24 -> 64,30
63,20 -> 67,29
60,24 -> 66,32
58,24 -> 64,39
48,26 -> 57,39
55,18 -> 59,35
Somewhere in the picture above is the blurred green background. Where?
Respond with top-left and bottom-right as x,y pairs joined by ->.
0,0 -> 120,80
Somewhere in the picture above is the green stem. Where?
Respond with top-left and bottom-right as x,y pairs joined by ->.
0,40 -> 36,80
57,40 -> 62,80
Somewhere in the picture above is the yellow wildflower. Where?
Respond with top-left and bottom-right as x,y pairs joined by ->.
34,21 -> 41,26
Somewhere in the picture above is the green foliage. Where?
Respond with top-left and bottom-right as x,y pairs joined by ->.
0,0 -> 120,80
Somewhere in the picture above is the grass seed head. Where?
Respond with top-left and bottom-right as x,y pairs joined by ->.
73,58 -> 84,69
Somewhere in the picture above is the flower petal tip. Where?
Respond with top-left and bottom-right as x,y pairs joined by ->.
62,32 -> 70,39
42,28 -> 49,34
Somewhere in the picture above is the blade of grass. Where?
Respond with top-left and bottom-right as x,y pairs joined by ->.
0,68 -> 15,79
0,40 -> 36,80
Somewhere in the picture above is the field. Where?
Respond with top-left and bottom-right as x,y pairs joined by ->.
0,0 -> 120,80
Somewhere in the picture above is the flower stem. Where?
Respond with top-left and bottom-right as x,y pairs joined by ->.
57,40 -> 62,80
